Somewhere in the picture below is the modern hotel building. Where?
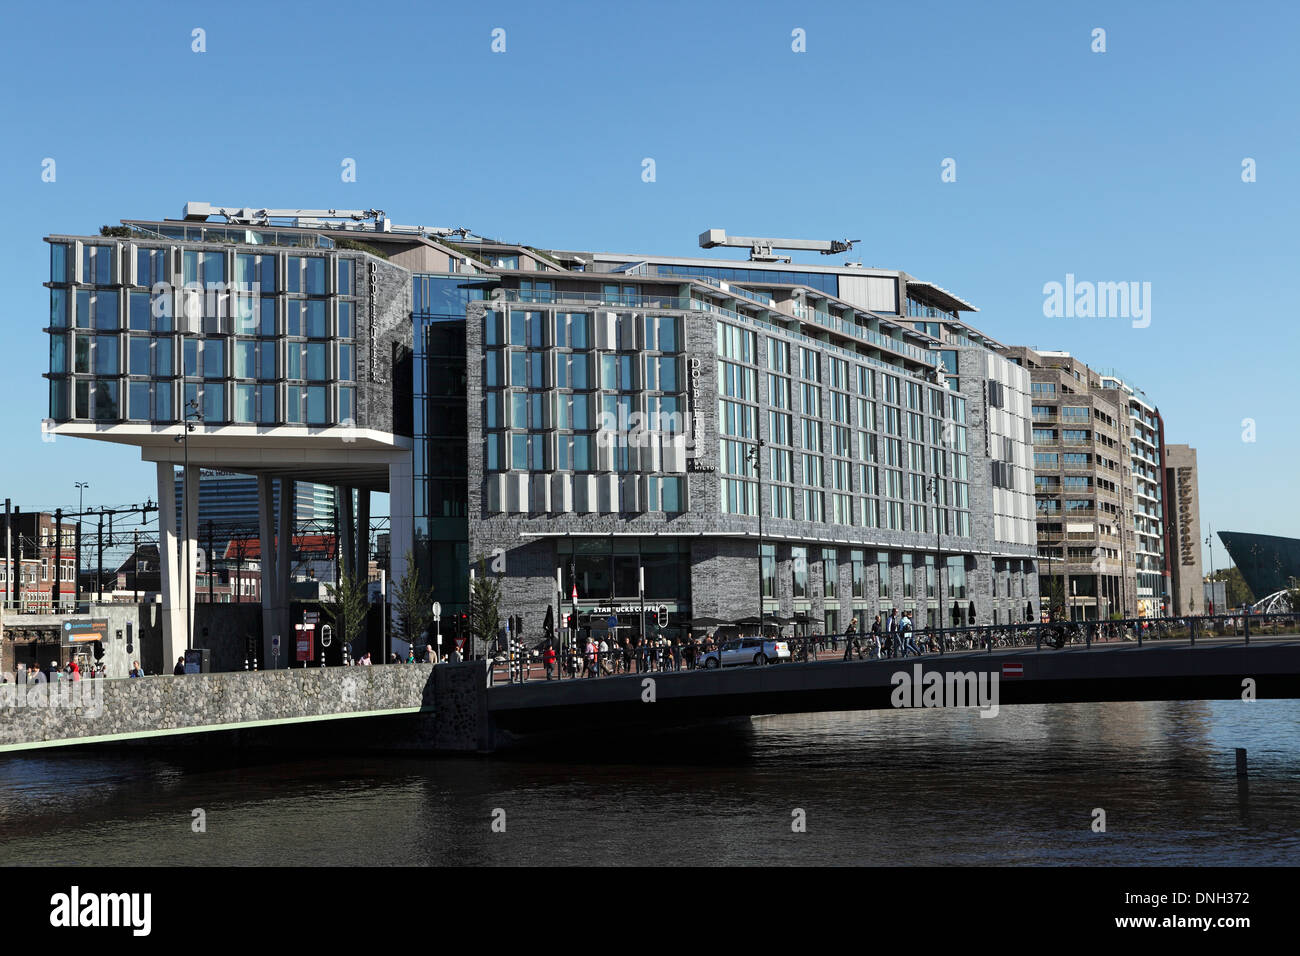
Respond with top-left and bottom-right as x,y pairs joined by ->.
43,204 -> 1038,660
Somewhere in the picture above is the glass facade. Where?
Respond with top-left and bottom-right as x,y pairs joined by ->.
45,240 -> 359,429
413,274 -> 490,613
712,318 -> 971,537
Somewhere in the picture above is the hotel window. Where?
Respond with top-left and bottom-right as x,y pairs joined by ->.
49,289 -> 69,328
800,383 -> 821,417
802,453 -> 823,487
856,431 -> 876,463
858,464 -> 878,495
828,358 -> 847,389
719,439 -> 756,478
718,399 -> 756,439
772,485 -> 792,518
830,391 -> 849,423
768,411 -> 791,446
82,244 -> 115,286
554,312 -> 590,349
769,374 -> 791,409
801,419 -> 822,452
855,365 -> 873,397
883,374 -> 899,404
761,544 -> 777,597
717,323 -> 755,363
831,458 -> 851,492
720,478 -> 757,516
822,549 -> 837,598
51,242 -> 70,283
792,546 -> 808,598
877,553 -> 891,599
799,347 -> 820,381
719,360 -> 755,400
644,314 -> 679,352
830,425 -> 851,458
770,447 -> 792,483
767,338 -> 789,373
832,493 -> 853,526
883,406 -> 900,436
850,550 -> 865,598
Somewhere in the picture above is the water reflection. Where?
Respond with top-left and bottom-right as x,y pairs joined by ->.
0,701 -> 1296,866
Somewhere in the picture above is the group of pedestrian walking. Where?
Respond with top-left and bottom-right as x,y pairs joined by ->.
838,609 -> 932,659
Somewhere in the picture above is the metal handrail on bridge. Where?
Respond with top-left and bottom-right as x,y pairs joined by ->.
488,613 -> 1300,684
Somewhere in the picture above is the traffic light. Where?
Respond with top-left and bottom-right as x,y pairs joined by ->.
657,605 -> 668,628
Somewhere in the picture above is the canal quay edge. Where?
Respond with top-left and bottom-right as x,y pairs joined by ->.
0,661 -> 500,755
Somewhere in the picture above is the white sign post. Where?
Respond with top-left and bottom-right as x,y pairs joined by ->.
432,601 -> 442,661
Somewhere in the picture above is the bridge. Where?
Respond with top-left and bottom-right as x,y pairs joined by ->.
486,635 -> 1300,736
2,620 -> 1298,753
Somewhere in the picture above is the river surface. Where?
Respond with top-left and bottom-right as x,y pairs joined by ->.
1,700 -> 1297,866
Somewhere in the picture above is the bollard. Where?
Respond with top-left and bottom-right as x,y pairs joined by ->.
1236,748 -> 1248,777
244,658 -> 249,671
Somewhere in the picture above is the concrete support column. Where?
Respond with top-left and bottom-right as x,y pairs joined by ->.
337,486 -> 354,580
389,452 -> 415,636
182,465 -> 199,649
276,478 -> 294,652
257,474 -> 278,667
157,463 -> 184,668
356,489 -> 370,579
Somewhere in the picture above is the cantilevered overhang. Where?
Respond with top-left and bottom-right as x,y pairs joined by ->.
47,422 -> 410,492
906,279 -> 978,314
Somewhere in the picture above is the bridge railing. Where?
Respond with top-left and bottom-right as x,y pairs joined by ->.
488,613 -> 1300,684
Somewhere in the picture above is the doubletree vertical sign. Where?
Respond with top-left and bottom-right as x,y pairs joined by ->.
687,354 -> 702,458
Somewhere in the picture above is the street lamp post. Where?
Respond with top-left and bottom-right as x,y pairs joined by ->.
747,438 -> 767,637
74,482 -> 87,605
927,476 -> 942,640
174,399 -> 203,653
1205,529 -> 1216,615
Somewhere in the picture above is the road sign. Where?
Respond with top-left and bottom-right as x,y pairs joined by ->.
320,624 -> 332,647
1002,663 -> 1024,678
272,634 -> 281,650
295,623 -> 315,662
606,615 -> 618,630
303,611 -> 320,625
432,601 -> 441,618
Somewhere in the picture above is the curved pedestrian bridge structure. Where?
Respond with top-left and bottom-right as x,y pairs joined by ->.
2,639 -> 1298,753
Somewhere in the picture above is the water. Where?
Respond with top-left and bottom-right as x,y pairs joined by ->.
1,700 -> 1297,866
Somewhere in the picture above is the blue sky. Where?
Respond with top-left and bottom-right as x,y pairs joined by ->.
0,0 -> 1295,565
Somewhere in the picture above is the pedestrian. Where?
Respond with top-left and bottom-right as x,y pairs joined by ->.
599,636 -> 611,676
173,656 -> 186,676
543,641 -> 556,680
843,617 -> 861,661
870,614 -> 883,658
583,637 -> 596,678
885,610 -> 897,658
129,661 -> 142,678
901,611 -> 919,657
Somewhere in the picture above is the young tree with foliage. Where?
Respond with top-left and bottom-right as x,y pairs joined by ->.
394,550 -> 435,657
324,569 -> 369,658
1212,566 -> 1255,609
469,556 -> 502,660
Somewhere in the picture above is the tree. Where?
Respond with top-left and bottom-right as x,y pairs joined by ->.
469,555 -> 502,660
324,569 -> 369,658
393,550 -> 435,657
1212,566 -> 1254,609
